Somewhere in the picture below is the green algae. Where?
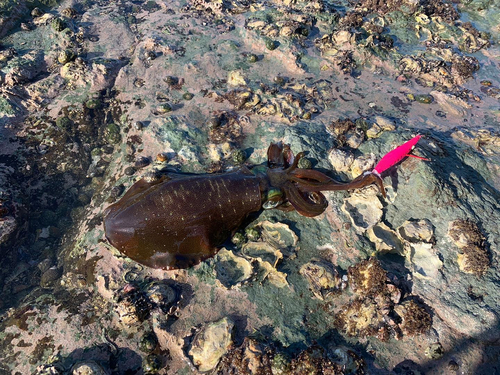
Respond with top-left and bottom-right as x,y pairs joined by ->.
0,96 -> 19,117
0,0 -> 60,17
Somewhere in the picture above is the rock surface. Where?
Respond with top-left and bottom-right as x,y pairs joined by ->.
1,0 -> 500,374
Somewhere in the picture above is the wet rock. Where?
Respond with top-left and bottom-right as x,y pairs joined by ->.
3,50 -> 45,86
431,91 -> 471,117
40,266 -> 62,288
0,216 -> 17,244
451,128 -> 500,156
188,317 -> 234,372
60,58 -> 127,92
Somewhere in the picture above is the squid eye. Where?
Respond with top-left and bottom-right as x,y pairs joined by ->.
263,200 -> 282,210
263,188 -> 284,210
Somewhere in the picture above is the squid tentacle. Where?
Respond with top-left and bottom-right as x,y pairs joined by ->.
289,168 -> 386,197
265,135 -> 427,216
283,183 -> 328,217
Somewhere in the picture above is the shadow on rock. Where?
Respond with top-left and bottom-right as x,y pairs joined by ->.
33,342 -> 146,375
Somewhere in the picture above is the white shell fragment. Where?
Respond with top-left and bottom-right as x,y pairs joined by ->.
366,116 -> 396,138
188,317 -> 234,372
328,148 -> 354,172
255,261 -> 288,288
342,188 -> 383,232
258,220 -> 298,252
350,153 -> 377,178
215,249 -> 253,288
366,123 -> 383,139
228,70 -> 247,86
71,361 -> 107,375
397,219 -> 434,243
367,222 -> 404,254
407,242 -> 443,279
241,241 -> 283,267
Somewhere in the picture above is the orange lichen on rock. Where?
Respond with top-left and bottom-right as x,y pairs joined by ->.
335,258 -> 432,341
448,219 -> 490,276
394,300 -> 432,336
347,257 -> 388,297
335,298 -> 393,340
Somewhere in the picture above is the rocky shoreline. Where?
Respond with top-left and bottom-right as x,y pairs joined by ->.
1,0 -> 499,373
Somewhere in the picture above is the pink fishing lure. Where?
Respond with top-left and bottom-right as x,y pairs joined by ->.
373,135 -> 427,175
